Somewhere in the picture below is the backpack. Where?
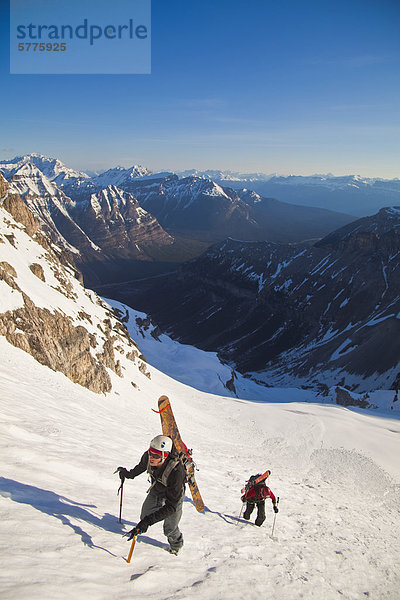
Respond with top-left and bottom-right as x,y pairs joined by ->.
153,447 -> 194,487
241,472 -> 271,502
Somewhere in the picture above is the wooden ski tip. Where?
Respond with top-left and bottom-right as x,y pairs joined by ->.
153,395 -> 170,413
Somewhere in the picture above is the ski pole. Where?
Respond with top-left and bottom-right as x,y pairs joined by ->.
236,502 -> 245,525
271,497 -> 280,537
113,469 -> 124,524
118,481 -> 124,524
126,536 -> 137,563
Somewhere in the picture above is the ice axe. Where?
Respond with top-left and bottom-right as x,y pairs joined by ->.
126,535 -> 137,563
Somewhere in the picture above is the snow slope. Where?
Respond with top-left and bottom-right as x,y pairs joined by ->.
1,335 -> 400,600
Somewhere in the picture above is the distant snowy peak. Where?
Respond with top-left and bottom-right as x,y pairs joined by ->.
0,154 -> 90,188
177,169 -> 276,182
177,170 -> 400,190
237,188 -> 263,204
123,174 -> 238,211
91,165 -> 152,189
177,176 -> 234,201
266,174 -> 400,192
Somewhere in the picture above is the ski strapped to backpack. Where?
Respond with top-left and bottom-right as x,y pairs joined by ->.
154,395 -> 205,512
241,470 -> 271,495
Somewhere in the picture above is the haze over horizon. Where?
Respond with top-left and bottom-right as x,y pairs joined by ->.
1,0 -> 399,179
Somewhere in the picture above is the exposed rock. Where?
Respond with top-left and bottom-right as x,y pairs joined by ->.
29,263 -> 45,281
0,293 -> 112,393
0,261 -> 17,279
126,350 -> 138,362
97,337 -> 122,377
136,315 -> 162,341
335,387 -> 370,409
139,361 -> 151,379
0,174 -> 8,198
225,371 -> 237,395
3,192 -> 38,238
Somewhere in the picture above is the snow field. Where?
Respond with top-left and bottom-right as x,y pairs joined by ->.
0,338 -> 400,600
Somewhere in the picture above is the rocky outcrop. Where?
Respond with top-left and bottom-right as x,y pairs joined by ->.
335,387 -> 370,408
0,191 -> 147,394
3,191 -> 38,239
0,174 -> 8,199
0,290 -> 112,393
29,263 -> 45,281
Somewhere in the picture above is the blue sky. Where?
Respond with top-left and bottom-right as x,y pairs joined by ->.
1,0 -> 399,177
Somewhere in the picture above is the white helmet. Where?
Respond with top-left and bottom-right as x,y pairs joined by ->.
149,435 -> 172,459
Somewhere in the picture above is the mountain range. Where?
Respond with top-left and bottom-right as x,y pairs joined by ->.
1,154 -> 399,391
178,170 -> 400,217
0,154 -> 356,283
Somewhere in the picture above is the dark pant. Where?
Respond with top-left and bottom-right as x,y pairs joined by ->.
140,488 -> 184,550
243,500 -> 266,526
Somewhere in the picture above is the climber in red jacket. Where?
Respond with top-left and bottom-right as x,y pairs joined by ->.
241,473 -> 279,526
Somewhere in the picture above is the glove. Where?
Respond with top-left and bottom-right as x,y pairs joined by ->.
124,518 -> 150,540
116,467 -> 129,481
273,504 -> 279,514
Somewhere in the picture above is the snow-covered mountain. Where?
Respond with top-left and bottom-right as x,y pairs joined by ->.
111,206 -> 400,392
90,165 -> 152,189
1,174 -> 400,600
0,162 -> 175,285
0,153 -> 90,189
71,184 -> 173,263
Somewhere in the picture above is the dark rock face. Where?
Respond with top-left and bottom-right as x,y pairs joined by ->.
335,387 -> 370,408
108,209 -> 400,390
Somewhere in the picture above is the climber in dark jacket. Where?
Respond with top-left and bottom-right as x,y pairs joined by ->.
116,435 -> 186,554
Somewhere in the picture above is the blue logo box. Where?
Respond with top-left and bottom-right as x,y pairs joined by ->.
10,0 -> 151,74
